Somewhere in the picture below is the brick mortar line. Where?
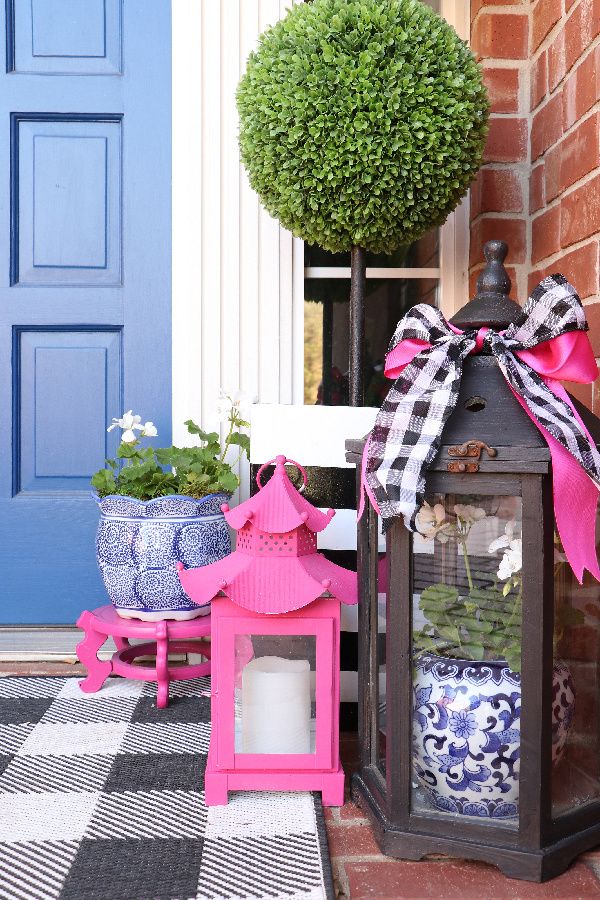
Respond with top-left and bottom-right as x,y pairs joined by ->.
471,210 -> 528,225
530,158 -> 600,220
332,859 -> 350,900
548,33 -> 600,98
480,59 -> 529,69
530,0 -> 585,62
472,4 -> 529,21
531,102 -> 600,166
485,110 -> 530,118
479,161 -> 531,170
530,31 -> 600,116
529,233 -> 600,270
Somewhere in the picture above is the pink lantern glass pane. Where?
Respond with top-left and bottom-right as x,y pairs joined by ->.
234,634 -> 317,755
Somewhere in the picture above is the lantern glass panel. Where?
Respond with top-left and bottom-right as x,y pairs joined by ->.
234,634 -> 317,755
552,533 -> 600,818
411,492 -> 522,826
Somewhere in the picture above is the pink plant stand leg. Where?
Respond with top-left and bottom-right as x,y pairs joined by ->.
76,609 -> 113,693
76,605 -> 211,707
156,621 -> 169,709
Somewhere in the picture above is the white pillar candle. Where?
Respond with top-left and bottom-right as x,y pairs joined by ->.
241,655 -> 311,754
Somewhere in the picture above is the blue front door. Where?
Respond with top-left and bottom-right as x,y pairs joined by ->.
0,1 -> 172,623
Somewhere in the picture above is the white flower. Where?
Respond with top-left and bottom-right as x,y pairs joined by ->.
107,411 -> 156,443
488,520 -> 515,555
216,389 -> 257,422
107,410 -> 142,434
141,421 -> 157,437
497,539 -> 522,581
453,504 -> 486,526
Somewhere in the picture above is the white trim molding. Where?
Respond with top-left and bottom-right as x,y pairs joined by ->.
172,0 -> 472,449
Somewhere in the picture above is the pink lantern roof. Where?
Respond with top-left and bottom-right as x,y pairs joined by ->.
222,455 -> 334,534
177,455 -> 358,614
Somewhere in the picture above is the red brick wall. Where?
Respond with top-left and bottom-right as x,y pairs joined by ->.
469,0 -> 600,409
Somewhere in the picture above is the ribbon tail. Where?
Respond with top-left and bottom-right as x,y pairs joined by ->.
358,435 -> 381,520
505,379 -> 600,583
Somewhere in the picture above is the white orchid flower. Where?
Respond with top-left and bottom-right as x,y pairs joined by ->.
488,520 -> 515,555
453,504 -> 486,526
497,539 -> 522,581
415,501 -> 453,541
141,421 -> 157,437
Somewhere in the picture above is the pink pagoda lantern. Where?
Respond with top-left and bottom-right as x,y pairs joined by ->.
177,455 -> 357,806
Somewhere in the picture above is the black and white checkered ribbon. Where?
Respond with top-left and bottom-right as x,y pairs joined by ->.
365,274 -> 600,530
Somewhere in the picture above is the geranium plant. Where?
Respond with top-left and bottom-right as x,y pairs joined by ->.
413,502 -> 582,673
91,392 -> 251,501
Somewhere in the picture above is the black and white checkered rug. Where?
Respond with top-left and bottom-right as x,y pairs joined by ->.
0,676 -> 334,900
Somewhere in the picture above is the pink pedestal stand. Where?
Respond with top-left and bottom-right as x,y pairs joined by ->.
76,605 -> 211,708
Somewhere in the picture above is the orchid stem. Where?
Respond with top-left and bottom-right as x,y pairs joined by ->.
460,533 -> 474,591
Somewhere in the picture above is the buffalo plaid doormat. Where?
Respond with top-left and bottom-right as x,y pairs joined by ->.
0,677 -> 334,900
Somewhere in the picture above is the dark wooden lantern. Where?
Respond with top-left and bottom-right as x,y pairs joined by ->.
346,241 -> 600,882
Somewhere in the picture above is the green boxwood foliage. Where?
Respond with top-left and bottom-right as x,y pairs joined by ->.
237,0 -> 489,253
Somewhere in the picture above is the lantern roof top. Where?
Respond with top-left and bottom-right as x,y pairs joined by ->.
450,240 -> 525,331
223,455 -> 335,534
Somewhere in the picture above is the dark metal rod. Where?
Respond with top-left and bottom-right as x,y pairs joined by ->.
322,300 -> 333,405
349,245 -> 366,406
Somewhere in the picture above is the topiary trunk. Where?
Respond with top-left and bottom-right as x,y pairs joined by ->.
349,245 -> 366,406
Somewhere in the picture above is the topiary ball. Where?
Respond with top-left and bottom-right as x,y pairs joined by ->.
237,0 -> 489,254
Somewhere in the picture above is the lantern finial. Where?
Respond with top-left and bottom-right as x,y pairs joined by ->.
450,239 -> 524,331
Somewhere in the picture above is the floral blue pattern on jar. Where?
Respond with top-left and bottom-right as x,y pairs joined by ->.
412,655 -> 575,818
94,493 -> 231,619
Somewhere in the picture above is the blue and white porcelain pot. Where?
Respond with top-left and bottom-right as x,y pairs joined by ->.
94,493 -> 231,620
413,654 -> 575,819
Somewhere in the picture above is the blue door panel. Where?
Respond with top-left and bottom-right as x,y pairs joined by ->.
17,329 -> 122,492
10,0 -> 122,75
16,117 -> 122,285
0,1 -> 172,624
2,498 -> 103,623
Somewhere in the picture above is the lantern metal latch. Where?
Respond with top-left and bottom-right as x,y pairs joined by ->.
446,440 -> 497,473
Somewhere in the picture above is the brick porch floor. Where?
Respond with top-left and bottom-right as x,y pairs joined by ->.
3,662 -> 600,899
331,733 -> 600,899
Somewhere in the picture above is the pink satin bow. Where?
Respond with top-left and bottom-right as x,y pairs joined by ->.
365,327 -> 600,584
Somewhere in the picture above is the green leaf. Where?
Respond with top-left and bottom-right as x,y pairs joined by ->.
227,432 -> 250,457
91,468 -> 117,496
184,420 -> 220,445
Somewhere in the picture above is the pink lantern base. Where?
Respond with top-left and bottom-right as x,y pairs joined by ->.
76,605 -> 211,708
205,746 -> 345,806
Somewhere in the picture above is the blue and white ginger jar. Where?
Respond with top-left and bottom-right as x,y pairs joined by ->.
94,493 -> 231,620
413,654 -> 575,819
